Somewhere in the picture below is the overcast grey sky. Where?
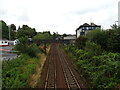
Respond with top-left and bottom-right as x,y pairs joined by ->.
0,0 -> 119,34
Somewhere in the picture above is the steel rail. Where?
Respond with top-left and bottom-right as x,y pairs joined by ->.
57,45 -> 81,89
44,44 -> 57,89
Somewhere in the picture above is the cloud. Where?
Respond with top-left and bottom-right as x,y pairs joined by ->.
0,0 -> 120,34
70,2 -> 112,15
0,10 -> 7,16
17,10 -> 30,22
46,24 -> 59,27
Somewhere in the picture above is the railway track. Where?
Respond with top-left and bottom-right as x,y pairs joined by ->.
44,44 -> 57,89
56,44 -> 81,89
41,43 -> 82,89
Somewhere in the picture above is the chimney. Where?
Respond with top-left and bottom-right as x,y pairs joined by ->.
90,22 -> 96,26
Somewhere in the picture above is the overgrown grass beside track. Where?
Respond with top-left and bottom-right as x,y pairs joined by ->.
2,43 -> 50,88
2,54 -> 39,88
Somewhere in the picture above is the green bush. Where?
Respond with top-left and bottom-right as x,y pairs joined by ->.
86,29 -> 108,50
15,37 -> 41,57
27,44 -> 41,57
64,45 -> 120,88
75,36 -> 88,49
2,54 -> 39,88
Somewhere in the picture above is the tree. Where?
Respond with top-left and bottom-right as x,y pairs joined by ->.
75,36 -> 88,49
15,37 -> 40,57
16,25 -> 37,38
111,24 -> 118,30
10,24 -> 16,40
52,32 -> 60,40
0,20 -> 17,40
63,33 -> 67,37
107,28 -> 120,53
10,24 -> 16,30
0,20 -> 9,39
86,29 -> 108,50
33,32 -> 52,43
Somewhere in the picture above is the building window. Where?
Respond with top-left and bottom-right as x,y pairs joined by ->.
86,27 -> 88,30
93,27 -> 96,29
89,27 -> 91,30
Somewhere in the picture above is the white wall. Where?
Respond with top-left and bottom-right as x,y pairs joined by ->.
118,1 -> 120,26
8,40 -> 18,45
64,36 -> 76,40
0,40 -> 8,46
76,29 -> 81,38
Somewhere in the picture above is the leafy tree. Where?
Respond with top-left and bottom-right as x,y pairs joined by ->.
85,42 -> 102,56
16,25 -> 37,39
15,37 -> 40,57
111,24 -> 118,30
86,29 -> 108,50
33,32 -> 52,43
0,20 -> 9,39
107,28 -> 120,53
15,37 -> 29,54
10,24 -> 16,30
52,32 -> 60,40
75,36 -> 88,49
0,20 -> 17,40
63,33 -> 67,37
9,24 -> 16,40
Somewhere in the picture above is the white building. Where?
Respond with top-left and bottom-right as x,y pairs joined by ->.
63,35 -> 76,44
63,35 -> 76,40
0,40 -> 9,46
0,39 -> 19,46
8,39 -> 19,45
118,1 -> 120,26
76,23 -> 101,38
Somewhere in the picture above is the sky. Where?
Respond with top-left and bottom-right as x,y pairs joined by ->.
0,0 -> 120,34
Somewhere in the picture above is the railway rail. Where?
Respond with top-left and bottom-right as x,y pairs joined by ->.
40,43 -> 83,89
56,44 -> 81,89
44,44 -> 57,89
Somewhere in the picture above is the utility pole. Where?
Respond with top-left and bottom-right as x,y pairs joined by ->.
8,25 -> 11,40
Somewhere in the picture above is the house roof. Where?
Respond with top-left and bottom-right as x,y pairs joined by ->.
76,23 -> 101,31
83,23 -> 89,26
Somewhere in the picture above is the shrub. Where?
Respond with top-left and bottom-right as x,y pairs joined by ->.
85,42 -> 102,56
75,36 -> 88,49
15,37 -> 41,57
27,44 -> 41,57
64,45 -> 120,88
2,54 -> 39,88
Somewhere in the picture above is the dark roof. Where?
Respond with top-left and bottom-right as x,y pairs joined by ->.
83,23 -> 89,26
76,23 -> 101,31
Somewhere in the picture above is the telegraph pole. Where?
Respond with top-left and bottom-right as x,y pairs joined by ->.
8,25 -> 11,40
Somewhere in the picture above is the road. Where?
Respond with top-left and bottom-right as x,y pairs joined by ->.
0,46 -> 18,60
39,43 -> 89,89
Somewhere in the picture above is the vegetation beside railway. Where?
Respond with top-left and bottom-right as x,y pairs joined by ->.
2,35 -> 51,88
2,54 -> 39,88
2,44 -> 50,88
64,27 -> 120,88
